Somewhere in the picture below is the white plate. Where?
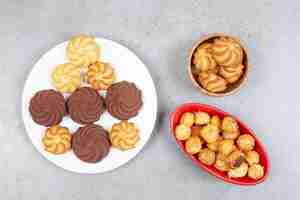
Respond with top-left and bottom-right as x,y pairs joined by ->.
22,38 -> 158,174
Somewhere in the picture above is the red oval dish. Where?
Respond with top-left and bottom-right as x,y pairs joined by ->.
170,103 -> 269,186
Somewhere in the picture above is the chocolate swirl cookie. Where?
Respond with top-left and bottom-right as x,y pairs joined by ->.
67,87 -> 105,124
106,81 -> 143,120
29,89 -> 66,127
72,124 -> 110,163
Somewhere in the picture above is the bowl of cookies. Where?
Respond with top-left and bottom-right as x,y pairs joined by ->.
189,33 -> 249,96
170,103 -> 269,185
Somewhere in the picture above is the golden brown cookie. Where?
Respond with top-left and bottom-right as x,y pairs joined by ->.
210,115 -> 221,129
198,148 -> 216,165
221,116 -> 239,133
226,150 -> 246,168
110,121 -> 140,151
214,153 -> 230,171
248,164 -> 264,179
237,134 -> 255,151
180,112 -> 195,127
185,136 -> 202,154
87,61 -> 116,90
211,37 -> 243,67
246,150 -> 260,166
175,124 -> 191,140
228,162 -> 248,178
51,63 -> 81,93
194,111 -> 210,125
200,124 -> 220,143
207,136 -> 222,152
198,72 -> 227,93
218,139 -> 236,156
192,43 -> 217,73
42,125 -> 72,154
66,34 -> 100,68
219,64 -> 244,83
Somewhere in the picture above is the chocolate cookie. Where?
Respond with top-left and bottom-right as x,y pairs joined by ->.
72,124 -> 110,163
67,87 -> 105,124
29,89 -> 66,127
106,81 -> 142,120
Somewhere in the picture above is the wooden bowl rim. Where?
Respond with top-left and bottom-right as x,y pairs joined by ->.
188,33 -> 250,97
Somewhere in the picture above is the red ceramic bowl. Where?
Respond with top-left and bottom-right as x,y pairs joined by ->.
170,103 -> 269,186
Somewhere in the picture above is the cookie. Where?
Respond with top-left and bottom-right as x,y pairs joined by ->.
218,139 -> 236,156
185,136 -> 202,154
221,116 -> 239,133
180,112 -> 195,127
228,162 -> 248,178
198,148 -> 216,165
198,72 -> 227,93
211,37 -> 243,67
72,124 -> 110,163
219,64 -> 244,83
214,153 -> 230,172
87,61 -> 116,90
42,125 -> 71,154
245,150 -> 260,166
175,124 -> 191,140
194,111 -> 210,125
67,87 -> 105,124
237,134 -> 255,151
51,63 -> 81,93
29,89 -> 66,127
200,124 -> 220,143
110,121 -> 140,151
192,43 -> 217,73
106,81 -> 143,120
66,34 -> 100,68
248,164 -> 264,180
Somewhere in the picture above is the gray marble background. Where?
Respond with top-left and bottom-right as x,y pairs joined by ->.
1,0 -> 299,199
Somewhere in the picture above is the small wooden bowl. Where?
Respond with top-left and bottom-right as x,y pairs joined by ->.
188,33 -> 249,97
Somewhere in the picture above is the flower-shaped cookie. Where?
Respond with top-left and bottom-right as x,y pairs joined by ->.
219,64 -> 244,83
42,125 -> 72,154
66,34 -> 100,68
110,121 -> 140,151
51,63 -> 81,93
198,72 -> 228,93
192,43 -> 217,73
228,162 -> 248,178
211,37 -> 243,67
87,61 -> 116,90
248,164 -> 264,179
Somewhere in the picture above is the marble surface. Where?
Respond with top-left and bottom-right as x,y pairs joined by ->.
1,0 -> 299,199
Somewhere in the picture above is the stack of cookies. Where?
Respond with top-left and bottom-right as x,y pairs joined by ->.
190,34 -> 248,95
29,34 -> 143,163
175,111 -> 265,180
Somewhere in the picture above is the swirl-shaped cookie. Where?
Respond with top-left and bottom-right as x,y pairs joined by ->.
192,43 -> 217,73
110,121 -> 140,151
198,72 -> 227,92
87,61 -> 116,90
67,87 -> 105,124
66,34 -> 100,68
219,64 -> 244,83
72,124 -> 110,163
42,125 -> 72,154
51,63 -> 81,93
212,37 -> 243,67
106,81 -> 143,120
29,89 -> 66,127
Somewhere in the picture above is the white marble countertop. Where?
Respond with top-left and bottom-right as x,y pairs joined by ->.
1,0 -> 299,199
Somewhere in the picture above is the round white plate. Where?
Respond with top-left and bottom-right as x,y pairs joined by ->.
22,37 -> 158,174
